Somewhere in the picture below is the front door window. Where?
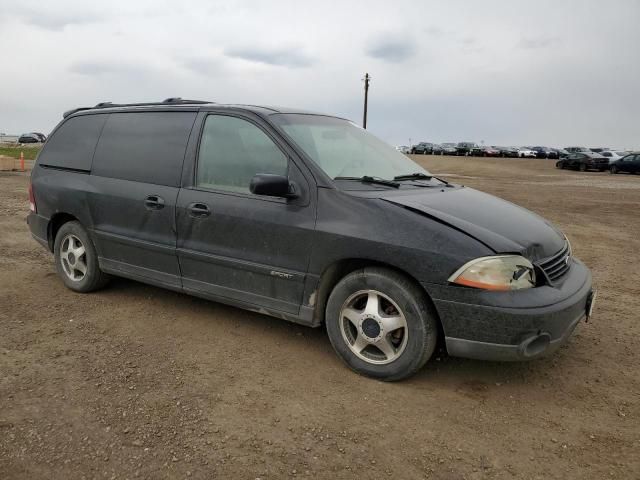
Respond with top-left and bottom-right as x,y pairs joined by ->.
196,115 -> 288,193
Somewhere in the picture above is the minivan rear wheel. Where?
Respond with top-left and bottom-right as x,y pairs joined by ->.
54,221 -> 109,293
325,267 -> 437,381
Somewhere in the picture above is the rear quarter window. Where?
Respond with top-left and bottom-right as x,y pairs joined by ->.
92,111 -> 197,187
37,114 -> 107,171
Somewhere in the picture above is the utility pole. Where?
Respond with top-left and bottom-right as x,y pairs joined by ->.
362,73 -> 370,129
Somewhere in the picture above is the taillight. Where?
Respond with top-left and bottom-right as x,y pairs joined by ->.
28,182 -> 36,213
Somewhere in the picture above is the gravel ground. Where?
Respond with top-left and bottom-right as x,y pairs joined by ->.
1,157 -> 638,479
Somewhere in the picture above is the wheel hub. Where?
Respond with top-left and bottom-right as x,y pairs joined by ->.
361,316 -> 382,340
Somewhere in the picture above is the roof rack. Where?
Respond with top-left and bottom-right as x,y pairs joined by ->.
62,97 -> 213,118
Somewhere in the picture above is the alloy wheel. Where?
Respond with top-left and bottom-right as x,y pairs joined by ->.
60,234 -> 87,282
339,290 -> 409,365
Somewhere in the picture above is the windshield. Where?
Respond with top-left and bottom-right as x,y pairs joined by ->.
271,114 -> 431,180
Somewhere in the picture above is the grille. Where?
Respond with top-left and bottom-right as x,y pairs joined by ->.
537,242 -> 571,283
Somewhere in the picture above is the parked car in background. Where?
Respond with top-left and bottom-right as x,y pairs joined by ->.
517,147 -> 537,158
439,142 -> 458,155
30,132 -> 47,142
497,146 -> 519,158
544,148 -> 560,159
531,146 -> 559,159
395,145 -> 411,154
471,146 -> 500,157
556,152 -> 609,172
18,133 -> 42,144
27,99 -> 594,380
589,148 -> 607,153
551,148 -> 569,159
411,142 -> 435,155
565,146 -> 590,153
431,144 -> 444,155
455,142 -> 477,156
610,153 -> 640,174
484,146 -> 501,157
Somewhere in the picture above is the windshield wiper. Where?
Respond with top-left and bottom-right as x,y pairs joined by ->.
393,172 -> 433,181
434,176 -> 455,187
334,176 -> 400,188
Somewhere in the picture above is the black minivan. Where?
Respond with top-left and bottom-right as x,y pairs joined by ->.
28,98 -> 595,381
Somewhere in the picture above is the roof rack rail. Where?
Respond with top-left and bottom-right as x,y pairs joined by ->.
162,97 -> 212,104
62,107 -> 92,118
63,98 -> 214,118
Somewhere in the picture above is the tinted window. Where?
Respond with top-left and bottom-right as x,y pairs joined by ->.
624,155 -> 636,162
38,114 -> 107,170
196,115 -> 287,193
92,112 -> 196,186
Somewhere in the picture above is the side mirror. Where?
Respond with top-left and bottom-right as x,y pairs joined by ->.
250,174 -> 297,198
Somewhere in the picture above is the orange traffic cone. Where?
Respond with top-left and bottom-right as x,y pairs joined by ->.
20,151 -> 24,172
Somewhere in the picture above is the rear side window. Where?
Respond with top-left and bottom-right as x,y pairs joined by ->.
38,114 -> 107,171
92,112 -> 196,186
196,115 -> 287,193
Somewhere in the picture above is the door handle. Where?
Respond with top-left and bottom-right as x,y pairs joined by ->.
188,202 -> 211,218
144,195 -> 165,210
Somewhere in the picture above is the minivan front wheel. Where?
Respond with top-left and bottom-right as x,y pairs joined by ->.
325,267 -> 437,381
54,221 -> 109,293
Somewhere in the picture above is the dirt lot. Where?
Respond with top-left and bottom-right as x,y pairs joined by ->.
1,157 -> 638,479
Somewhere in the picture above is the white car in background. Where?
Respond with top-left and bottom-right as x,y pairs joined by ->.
600,150 -> 626,163
395,145 -> 411,154
517,147 -> 537,158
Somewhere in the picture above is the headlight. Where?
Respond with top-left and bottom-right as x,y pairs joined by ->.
448,255 -> 536,291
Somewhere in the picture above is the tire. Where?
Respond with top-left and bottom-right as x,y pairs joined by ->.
579,163 -> 587,172
325,267 -> 438,381
54,221 -> 110,293
556,161 -> 564,169
610,165 -> 618,174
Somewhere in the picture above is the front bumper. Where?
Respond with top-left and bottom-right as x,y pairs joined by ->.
423,258 -> 593,361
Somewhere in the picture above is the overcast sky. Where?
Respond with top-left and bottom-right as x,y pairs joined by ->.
1,0 -> 639,148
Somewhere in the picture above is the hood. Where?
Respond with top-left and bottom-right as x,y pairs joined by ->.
380,187 -> 565,261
